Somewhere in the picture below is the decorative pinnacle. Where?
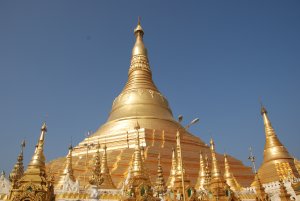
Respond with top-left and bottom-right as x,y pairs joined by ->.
41,122 -> 47,132
261,105 -> 267,115
134,17 -> 144,35
210,138 -> 215,151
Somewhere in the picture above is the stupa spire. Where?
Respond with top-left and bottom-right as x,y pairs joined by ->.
26,122 -> 47,173
131,122 -> 144,177
122,18 -> 158,93
174,130 -> 190,198
89,143 -> 104,187
210,138 -> 222,179
9,123 -> 54,201
56,145 -> 80,193
224,153 -> 241,191
167,147 -> 177,189
261,106 -> 291,163
154,154 -> 167,196
209,138 -> 227,199
195,152 -> 206,190
106,18 -> 173,122
61,145 -> 75,182
9,140 -> 25,186
99,144 -> 116,189
258,105 -> 299,182
204,154 -> 211,190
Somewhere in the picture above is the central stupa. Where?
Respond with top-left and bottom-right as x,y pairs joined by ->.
47,20 -> 253,188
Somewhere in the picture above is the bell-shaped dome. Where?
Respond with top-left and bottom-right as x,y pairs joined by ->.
106,20 -> 174,123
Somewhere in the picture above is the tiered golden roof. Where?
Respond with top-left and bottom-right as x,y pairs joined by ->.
258,106 -> 299,183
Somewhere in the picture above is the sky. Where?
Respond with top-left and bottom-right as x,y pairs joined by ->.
0,1 -> 300,176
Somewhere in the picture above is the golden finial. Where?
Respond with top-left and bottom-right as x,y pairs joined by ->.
99,144 -> 116,189
154,153 -> 167,196
204,153 -> 211,190
57,144 -> 76,188
210,138 -> 215,151
64,145 -> 75,181
89,142 -> 103,187
224,153 -> 241,191
101,144 -> 109,174
41,121 -> 47,131
260,99 -> 267,115
27,122 -> 47,171
167,147 -> 177,189
134,16 -> 144,36
174,130 -> 189,200
131,124 -> 144,177
132,17 -> 147,57
9,140 -> 25,185
210,139 -> 221,179
195,152 -> 206,190
209,139 -> 227,199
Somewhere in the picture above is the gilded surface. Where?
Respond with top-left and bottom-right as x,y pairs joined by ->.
257,107 -> 299,183
9,123 -> 55,201
47,20 -> 254,191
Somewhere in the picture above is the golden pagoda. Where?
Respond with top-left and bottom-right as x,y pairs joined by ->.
257,105 -> 300,183
204,154 -> 211,190
100,144 -> 116,189
195,152 -> 206,190
173,130 -> 190,195
47,19 -> 254,189
209,138 -> 227,201
9,141 -> 25,188
57,145 -> 76,188
9,123 -> 55,201
223,153 -> 242,192
89,143 -> 104,188
154,154 -> 167,197
166,147 -> 177,189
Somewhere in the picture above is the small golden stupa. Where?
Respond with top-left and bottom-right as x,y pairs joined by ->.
257,106 -> 299,183
47,19 -> 254,189
9,123 -> 55,201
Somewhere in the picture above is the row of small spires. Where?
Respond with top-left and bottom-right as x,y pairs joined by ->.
1,105 -> 281,186
3,104 -> 267,188
1,105 -> 298,201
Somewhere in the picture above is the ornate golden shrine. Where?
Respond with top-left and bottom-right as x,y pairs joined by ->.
2,19 -> 299,201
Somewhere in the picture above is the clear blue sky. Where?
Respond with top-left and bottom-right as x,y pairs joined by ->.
0,1 -> 300,175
